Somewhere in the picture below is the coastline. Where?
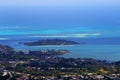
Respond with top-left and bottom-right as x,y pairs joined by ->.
30,45 -> 76,47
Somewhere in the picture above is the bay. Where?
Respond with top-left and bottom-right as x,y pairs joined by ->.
0,35 -> 120,61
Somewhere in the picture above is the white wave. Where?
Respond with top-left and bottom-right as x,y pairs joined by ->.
0,38 -> 9,40
29,33 -> 101,38
0,26 -> 20,29
33,45 -> 75,47
30,35 -> 69,38
70,33 -> 101,37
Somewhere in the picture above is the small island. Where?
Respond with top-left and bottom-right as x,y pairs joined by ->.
23,39 -> 80,46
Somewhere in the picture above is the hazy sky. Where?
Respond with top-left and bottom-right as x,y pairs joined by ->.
0,0 -> 120,6
0,0 -> 120,37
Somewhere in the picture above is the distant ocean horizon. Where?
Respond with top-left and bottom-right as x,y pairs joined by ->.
0,35 -> 120,61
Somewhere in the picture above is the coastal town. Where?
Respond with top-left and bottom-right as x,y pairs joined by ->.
0,44 -> 120,80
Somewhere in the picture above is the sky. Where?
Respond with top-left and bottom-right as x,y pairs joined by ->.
0,0 -> 120,38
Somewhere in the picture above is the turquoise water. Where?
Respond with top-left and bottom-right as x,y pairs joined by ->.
0,36 -> 120,61
15,45 -> 120,61
0,0 -> 120,61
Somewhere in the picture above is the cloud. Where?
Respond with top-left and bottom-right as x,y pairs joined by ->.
30,33 -> 101,38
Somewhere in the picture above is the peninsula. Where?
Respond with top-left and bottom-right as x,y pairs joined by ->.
1,44 -> 120,79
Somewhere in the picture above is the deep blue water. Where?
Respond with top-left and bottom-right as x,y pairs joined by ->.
0,0 -> 120,61
0,35 -> 120,61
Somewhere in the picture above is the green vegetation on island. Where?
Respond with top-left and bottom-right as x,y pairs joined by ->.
23,39 -> 80,46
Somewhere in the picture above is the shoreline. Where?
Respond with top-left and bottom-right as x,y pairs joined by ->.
28,45 -> 76,47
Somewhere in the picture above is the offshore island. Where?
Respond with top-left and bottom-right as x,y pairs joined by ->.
23,39 -> 80,46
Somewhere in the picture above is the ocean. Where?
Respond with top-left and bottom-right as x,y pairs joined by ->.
0,0 -> 120,62
0,35 -> 120,61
